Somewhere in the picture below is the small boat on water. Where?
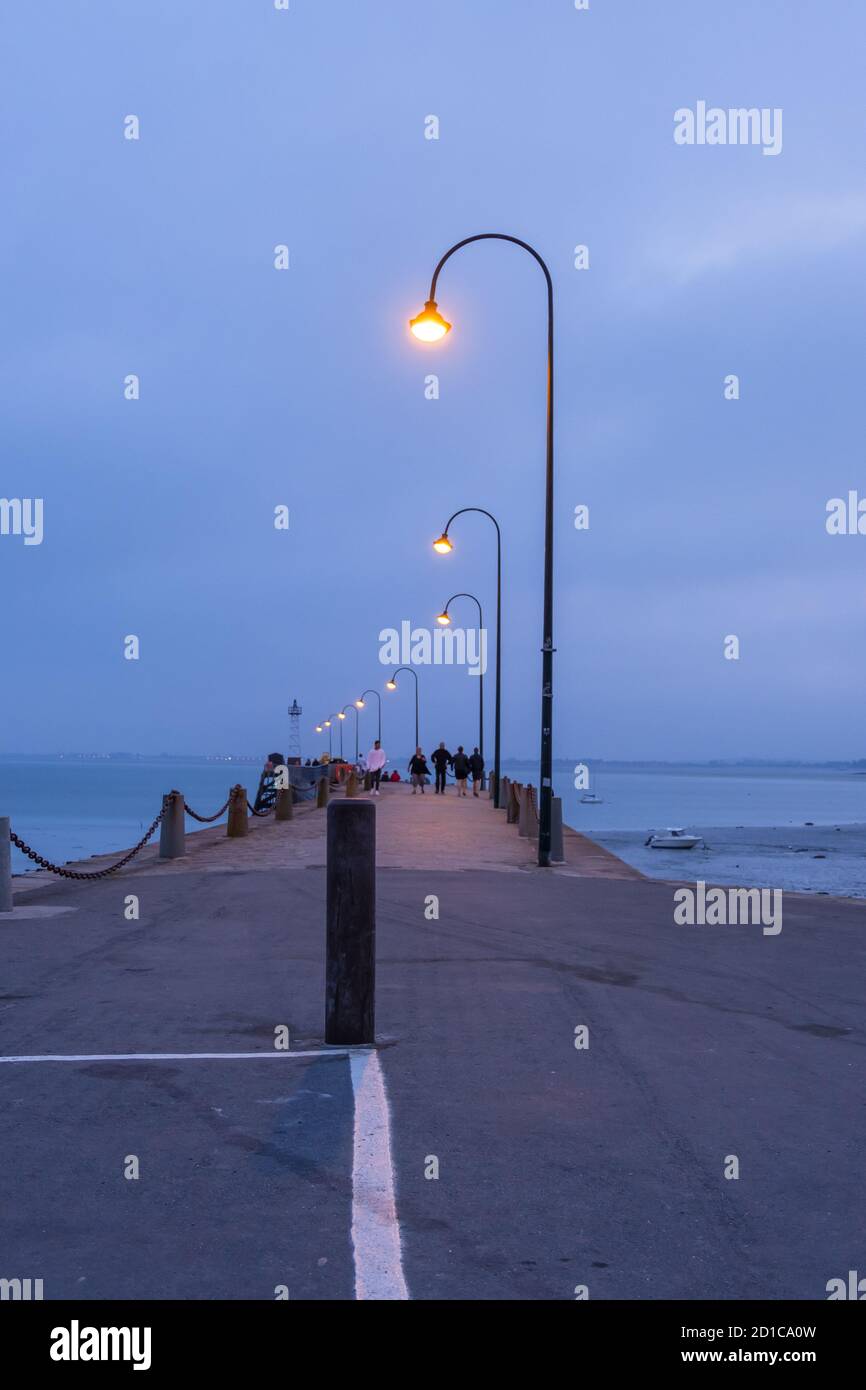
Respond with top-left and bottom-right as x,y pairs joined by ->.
645,827 -> 703,849
580,773 -> 604,804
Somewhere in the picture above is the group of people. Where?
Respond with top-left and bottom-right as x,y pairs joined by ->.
369,742 -> 484,796
304,740 -> 486,799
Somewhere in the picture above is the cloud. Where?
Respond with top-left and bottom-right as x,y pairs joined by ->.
647,192 -> 866,285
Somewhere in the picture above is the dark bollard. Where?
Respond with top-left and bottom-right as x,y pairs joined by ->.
500,776 -> 510,812
345,771 -> 358,798
551,796 -> 565,863
0,816 -> 12,913
507,780 -> 521,825
159,790 -> 186,859
325,800 -> 375,1045
226,784 -> 248,837
275,787 -> 294,821
363,771 -> 372,792
316,775 -> 330,809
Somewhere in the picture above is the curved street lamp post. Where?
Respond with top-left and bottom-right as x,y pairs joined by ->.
433,508 -> 501,807
411,234 -> 555,867
355,689 -> 382,744
386,666 -> 420,750
338,705 -> 360,763
436,592 -> 484,764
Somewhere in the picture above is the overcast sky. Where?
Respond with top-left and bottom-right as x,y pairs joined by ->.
2,0 -> 864,762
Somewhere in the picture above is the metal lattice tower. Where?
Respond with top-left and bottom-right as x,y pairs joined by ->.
287,699 -> 302,764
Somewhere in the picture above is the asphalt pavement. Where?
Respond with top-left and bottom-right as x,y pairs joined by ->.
2,808 -> 863,1299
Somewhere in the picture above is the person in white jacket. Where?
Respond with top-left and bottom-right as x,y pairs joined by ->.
366,741 -> 387,794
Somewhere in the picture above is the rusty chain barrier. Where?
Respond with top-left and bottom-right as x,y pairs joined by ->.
6,786 -> 264,882
4,766 -> 321,886
8,802 -> 168,881
183,798 -> 231,824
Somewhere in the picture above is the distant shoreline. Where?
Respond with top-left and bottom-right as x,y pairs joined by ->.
2,754 -> 866,771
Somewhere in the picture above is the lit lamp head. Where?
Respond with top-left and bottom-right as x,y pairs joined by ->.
436,610 -> 451,627
433,533 -> 453,555
355,699 -> 364,709
315,725 -> 322,733
337,712 -> 345,720
409,299 -> 451,343
386,679 -> 397,691
324,720 -> 331,728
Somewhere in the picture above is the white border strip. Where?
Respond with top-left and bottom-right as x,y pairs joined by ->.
349,1050 -> 408,1300
0,1049 -> 349,1064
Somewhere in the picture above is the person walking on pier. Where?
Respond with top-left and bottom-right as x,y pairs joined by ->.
451,746 -> 471,797
366,740 -> 387,794
408,747 -> 430,793
431,742 -> 452,794
469,747 -> 484,797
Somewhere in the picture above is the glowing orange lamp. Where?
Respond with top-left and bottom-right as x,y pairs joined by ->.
409,300 -> 451,342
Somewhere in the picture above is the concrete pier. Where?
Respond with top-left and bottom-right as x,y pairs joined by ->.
2,782 -> 863,1300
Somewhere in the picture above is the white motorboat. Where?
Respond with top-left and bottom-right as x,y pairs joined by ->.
645,827 -> 703,849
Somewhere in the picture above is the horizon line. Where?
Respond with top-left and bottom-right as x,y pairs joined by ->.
2,752 -> 865,769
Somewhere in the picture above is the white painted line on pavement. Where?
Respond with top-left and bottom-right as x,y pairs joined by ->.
0,1049 -> 350,1064
349,1049 -> 409,1301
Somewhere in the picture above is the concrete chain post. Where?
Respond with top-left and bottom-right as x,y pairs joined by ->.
275,787 -> 294,821
529,786 -> 541,839
0,816 -> 13,913
518,784 -> 533,837
317,775 -> 330,809
226,784 -> 249,837
551,796 -> 565,863
159,790 -> 186,859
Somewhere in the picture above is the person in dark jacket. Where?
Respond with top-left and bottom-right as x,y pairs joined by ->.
430,742 -> 452,794
469,747 -> 484,796
451,746 -> 471,796
408,748 -> 430,793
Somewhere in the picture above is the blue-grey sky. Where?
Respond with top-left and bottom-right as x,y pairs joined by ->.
2,0 -> 864,762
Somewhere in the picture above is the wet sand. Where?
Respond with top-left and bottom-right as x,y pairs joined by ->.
592,823 -> 866,898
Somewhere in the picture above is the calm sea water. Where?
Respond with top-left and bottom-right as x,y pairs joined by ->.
5,759 -> 866,896
2,760 -> 247,874
503,762 -> 866,897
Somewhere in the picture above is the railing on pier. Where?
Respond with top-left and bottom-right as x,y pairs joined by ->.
498,776 -> 564,861
3,760 -> 565,908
